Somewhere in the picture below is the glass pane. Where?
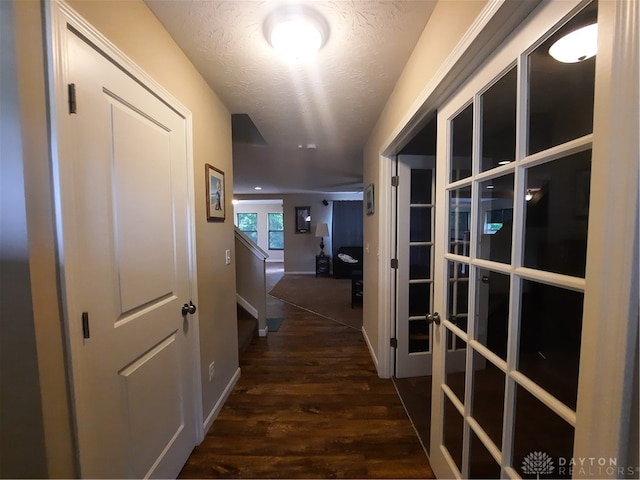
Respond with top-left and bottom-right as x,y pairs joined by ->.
475,269 -> 510,360
443,393 -> 464,472
469,429 -> 501,479
524,150 -> 591,277
237,213 -> 257,231
477,174 -> 514,264
446,329 -> 467,403
527,3 -> 597,155
447,261 -> 469,333
411,169 -> 433,204
451,103 -> 473,182
410,206 -> 432,242
519,280 -> 583,410
269,231 -> 284,250
409,319 -> 430,354
268,212 -> 283,230
409,282 -> 431,317
481,67 -> 517,172
513,384 -> 574,479
246,231 -> 258,243
409,245 -> 431,280
449,186 -> 472,255
471,350 -> 505,448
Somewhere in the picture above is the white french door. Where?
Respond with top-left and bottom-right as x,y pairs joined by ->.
394,154 -> 436,378
429,0 -> 638,478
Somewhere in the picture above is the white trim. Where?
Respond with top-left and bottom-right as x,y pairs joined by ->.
573,0 -> 639,465
258,327 -> 268,337
361,326 -> 379,371
376,155 -> 394,378
234,227 -> 269,260
236,294 -> 258,320
202,367 -> 241,436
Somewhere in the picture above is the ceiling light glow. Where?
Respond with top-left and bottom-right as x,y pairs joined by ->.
549,23 -> 598,63
254,186 -> 262,191
264,6 -> 329,62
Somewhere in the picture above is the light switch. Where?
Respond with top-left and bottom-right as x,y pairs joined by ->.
225,249 -> 231,265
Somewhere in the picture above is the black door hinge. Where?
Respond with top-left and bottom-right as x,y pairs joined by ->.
68,83 -> 77,114
391,258 -> 398,269
82,311 -> 90,339
390,338 -> 398,348
391,176 -> 399,187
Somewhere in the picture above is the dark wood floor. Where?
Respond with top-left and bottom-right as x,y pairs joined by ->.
179,273 -> 434,479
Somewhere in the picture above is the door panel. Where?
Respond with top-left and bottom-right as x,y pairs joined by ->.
395,154 -> 435,378
430,2 -> 599,478
59,26 -> 197,478
111,100 -> 177,313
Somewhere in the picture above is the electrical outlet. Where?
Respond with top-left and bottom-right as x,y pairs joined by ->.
225,249 -> 231,265
208,361 -> 215,382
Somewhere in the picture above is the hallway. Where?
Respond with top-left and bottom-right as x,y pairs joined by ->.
179,265 -> 434,478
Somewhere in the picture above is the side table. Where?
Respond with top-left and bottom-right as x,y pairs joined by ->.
315,255 -> 331,277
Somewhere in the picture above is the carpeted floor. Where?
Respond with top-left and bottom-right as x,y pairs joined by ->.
269,274 -> 362,330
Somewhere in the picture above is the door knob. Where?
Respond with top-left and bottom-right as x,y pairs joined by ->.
425,312 -> 441,325
181,301 -> 197,316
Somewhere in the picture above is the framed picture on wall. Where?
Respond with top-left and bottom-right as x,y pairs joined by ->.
205,164 -> 225,221
295,206 -> 311,233
365,183 -> 375,215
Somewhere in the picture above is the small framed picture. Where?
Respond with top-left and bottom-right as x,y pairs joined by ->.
205,164 -> 225,221
365,183 -> 375,215
295,206 -> 311,233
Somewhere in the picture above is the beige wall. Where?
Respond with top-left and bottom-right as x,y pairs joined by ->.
362,0 -> 488,368
1,1 -> 50,477
7,0 -> 238,475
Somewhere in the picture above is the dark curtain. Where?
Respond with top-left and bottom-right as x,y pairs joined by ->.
332,200 -> 363,257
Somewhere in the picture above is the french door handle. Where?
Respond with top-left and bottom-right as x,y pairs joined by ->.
426,312 -> 441,326
181,301 -> 197,316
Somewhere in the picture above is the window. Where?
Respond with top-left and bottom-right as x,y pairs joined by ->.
268,213 -> 284,250
236,213 -> 258,243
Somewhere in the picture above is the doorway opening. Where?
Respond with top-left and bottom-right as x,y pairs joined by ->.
392,115 -> 437,452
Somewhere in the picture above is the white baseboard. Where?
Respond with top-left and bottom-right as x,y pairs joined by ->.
202,367 -> 241,436
259,327 -> 268,337
236,294 -> 258,319
361,326 -> 380,373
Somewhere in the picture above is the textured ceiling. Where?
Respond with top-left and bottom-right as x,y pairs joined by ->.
145,0 -> 436,193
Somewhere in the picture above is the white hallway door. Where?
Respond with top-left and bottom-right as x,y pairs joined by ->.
53,13 -> 199,478
394,154 -> 437,378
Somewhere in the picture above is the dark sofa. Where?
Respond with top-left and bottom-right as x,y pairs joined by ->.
333,246 -> 363,278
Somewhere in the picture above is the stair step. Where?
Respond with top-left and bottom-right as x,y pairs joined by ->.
237,304 -> 258,354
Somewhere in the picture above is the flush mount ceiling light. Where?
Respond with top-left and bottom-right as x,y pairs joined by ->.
264,5 -> 329,61
549,23 -> 598,63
